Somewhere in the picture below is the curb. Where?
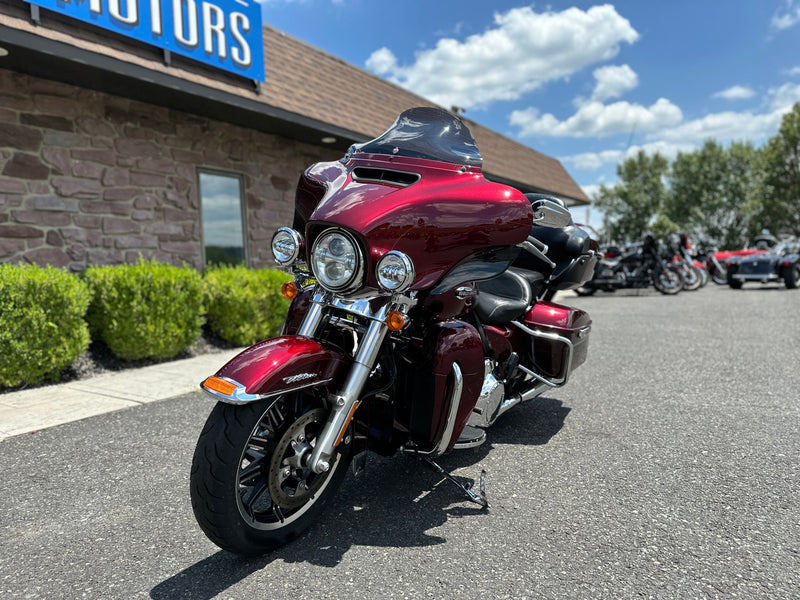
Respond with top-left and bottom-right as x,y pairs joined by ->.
0,348 -> 242,442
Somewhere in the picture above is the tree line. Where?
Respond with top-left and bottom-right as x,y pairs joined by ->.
593,102 -> 800,250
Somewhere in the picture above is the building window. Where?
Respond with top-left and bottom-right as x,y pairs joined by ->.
198,170 -> 247,267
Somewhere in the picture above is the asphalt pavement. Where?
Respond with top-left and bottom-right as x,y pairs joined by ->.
0,283 -> 798,599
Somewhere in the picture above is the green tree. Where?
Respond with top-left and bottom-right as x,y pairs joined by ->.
594,150 -> 669,243
666,140 -> 762,249
760,102 -> 800,237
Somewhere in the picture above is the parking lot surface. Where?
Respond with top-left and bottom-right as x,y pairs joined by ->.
1,284 -> 798,599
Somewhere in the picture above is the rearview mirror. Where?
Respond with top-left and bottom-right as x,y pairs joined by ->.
531,198 -> 572,229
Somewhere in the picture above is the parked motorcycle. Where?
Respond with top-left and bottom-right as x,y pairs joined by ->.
189,107 -> 599,555
576,234 -> 684,295
666,234 -> 704,291
693,239 -> 728,285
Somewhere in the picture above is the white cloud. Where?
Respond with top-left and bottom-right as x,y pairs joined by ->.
511,98 -> 682,138
768,82 -> 800,111
365,5 -> 639,109
580,184 -> 603,201
365,47 -> 397,75
591,65 -> 638,102
563,150 -> 624,171
648,111 -> 781,144
772,0 -> 800,29
651,84 -> 800,144
788,66 -> 800,76
713,85 -> 755,100
562,141 -> 696,172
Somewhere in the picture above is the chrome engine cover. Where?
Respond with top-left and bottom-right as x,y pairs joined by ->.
468,359 -> 505,428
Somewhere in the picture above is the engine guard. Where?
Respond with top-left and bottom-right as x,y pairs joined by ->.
201,336 -> 351,404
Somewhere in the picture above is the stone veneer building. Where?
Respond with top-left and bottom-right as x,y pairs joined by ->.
0,0 -> 589,272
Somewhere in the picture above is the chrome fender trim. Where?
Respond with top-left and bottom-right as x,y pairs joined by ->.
432,363 -> 464,456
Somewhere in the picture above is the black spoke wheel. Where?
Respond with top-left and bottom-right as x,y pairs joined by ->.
190,392 -> 352,555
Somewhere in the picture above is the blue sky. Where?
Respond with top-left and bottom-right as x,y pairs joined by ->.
257,1 -> 800,225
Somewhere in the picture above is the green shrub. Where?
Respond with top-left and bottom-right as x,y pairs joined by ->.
0,264 -> 91,388
84,259 -> 205,360
204,265 -> 292,346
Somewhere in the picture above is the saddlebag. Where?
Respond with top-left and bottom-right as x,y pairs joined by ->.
520,301 -> 591,383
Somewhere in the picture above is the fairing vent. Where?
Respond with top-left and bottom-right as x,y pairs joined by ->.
351,167 -> 420,188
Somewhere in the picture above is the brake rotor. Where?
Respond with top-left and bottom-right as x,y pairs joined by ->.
267,408 -> 334,509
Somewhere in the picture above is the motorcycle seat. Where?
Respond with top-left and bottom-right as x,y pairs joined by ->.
474,267 -> 544,325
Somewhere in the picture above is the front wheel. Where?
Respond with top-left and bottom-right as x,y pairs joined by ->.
653,267 -> 684,295
190,392 -> 352,555
682,265 -> 703,291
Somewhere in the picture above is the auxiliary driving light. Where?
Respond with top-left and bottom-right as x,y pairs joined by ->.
376,251 -> 415,292
271,227 -> 303,265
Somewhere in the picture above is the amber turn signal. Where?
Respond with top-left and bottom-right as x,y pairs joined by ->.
385,310 -> 405,331
203,376 -> 237,397
281,281 -> 298,300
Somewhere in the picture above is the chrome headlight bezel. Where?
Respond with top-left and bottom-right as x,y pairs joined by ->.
271,227 -> 304,266
376,250 -> 415,293
310,228 -> 364,292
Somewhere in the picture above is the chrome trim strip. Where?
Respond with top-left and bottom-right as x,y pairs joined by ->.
732,273 -> 780,281
200,375 -> 335,405
432,363 -> 464,456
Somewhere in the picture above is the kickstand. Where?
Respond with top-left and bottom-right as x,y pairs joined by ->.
421,456 -> 489,509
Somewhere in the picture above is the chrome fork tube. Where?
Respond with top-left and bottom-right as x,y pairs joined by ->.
307,318 -> 388,474
297,293 -> 326,338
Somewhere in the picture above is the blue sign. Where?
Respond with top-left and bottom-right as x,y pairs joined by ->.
26,0 -> 265,82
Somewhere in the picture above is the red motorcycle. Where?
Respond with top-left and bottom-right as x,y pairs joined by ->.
190,107 -> 599,555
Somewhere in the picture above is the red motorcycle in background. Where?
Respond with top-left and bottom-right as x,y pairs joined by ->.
190,107 -> 599,555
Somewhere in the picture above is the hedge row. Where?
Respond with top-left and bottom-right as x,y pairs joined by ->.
0,260 -> 292,388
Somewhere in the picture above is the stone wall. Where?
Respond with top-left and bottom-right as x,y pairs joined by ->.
0,68 -> 340,271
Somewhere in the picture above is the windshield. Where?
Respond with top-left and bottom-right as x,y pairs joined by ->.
350,107 -> 483,167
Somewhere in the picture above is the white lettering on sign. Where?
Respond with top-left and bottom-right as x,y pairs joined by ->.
230,11 -> 251,67
173,0 -> 199,47
150,0 -> 163,35
202,2 -> 226,59
109,0 -> 138,25
63,0 -> 252,69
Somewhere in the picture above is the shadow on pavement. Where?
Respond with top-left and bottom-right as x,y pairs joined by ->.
150,396 -> 568,597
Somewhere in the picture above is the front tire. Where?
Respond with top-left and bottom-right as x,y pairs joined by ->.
681,265 -> 703,291
653,267 -> 684,295
190,392 -> 352,555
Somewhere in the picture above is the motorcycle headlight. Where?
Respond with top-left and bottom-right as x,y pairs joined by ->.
271,228 -> 303,266
376,251 -> 415,292
311,229 -> 363,291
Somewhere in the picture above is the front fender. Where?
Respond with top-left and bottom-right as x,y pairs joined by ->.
201,336 -> 351,404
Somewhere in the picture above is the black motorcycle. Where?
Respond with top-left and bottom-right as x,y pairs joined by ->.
576,234 -> 684,296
